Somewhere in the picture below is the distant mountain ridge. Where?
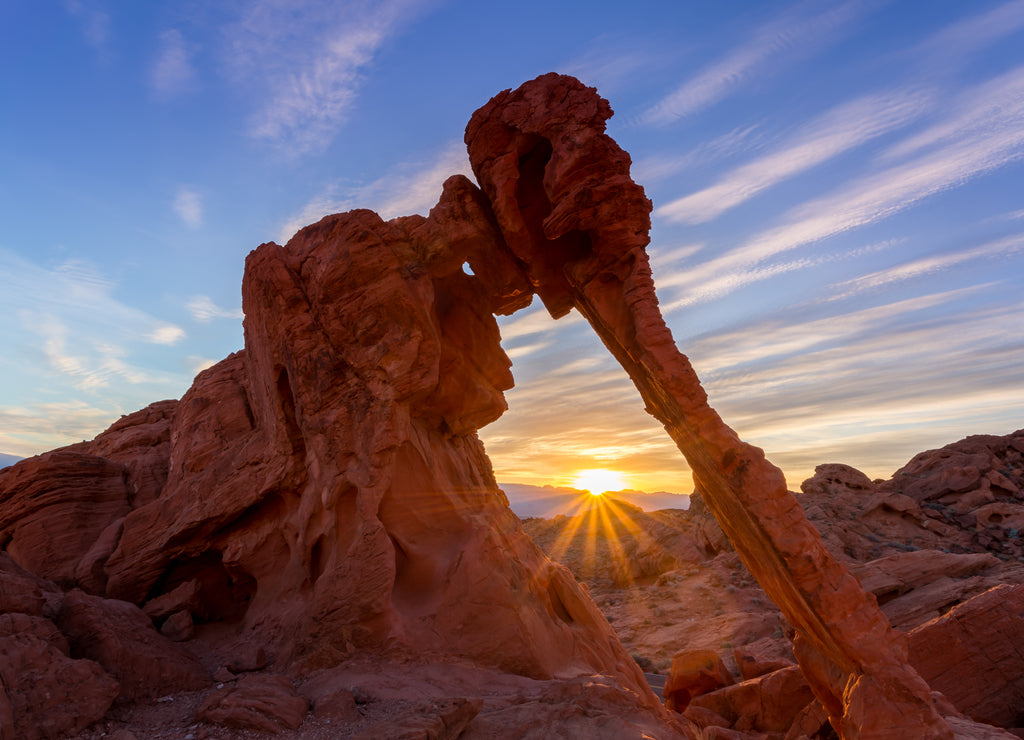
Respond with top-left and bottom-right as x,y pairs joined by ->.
0,453 -> 22,469
501,482 -> 689,519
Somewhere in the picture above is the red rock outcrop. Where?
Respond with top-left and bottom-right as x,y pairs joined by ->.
465,73 -> 952,736
0,73 -> 694,740
909,584 -> 1024,728
55,589 -> 209,700
524,428 -> 1024,737
663,649 -> 735,712
0,554 -> 120,740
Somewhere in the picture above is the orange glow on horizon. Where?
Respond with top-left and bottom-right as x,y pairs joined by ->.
571,468 -> 628,495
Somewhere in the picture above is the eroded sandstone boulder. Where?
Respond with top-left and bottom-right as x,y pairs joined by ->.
197,673 -> 308,733
663,649 -> 735,712
909,584 -> 1024,728
0,631 -> 119,740
56,589 -> 210,700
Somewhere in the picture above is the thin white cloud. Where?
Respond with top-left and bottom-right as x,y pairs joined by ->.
673,64 -> 1024,297
65,0 -> 112,60
152,29 -> 197,100
277,141 -> 473,243
374,142 -> 474,219
1,251 -> 161,340
186,295 -> 243,322
497,305 -> 584,342
637,0 -> 870,126
914,0 -> 1024,65
1,249 -> 191,393
505,341 -> 553,360
187,356 -> 218,374
658,240 -> 897,312
0,400 -> 123,458
173,187 -> 203,228
557,39 -> 658,96
631,124 -> 764,184
828,233 -> 1024,300
689,285 -> 989,374
21,314 -> 164,390
146,325 -> 186,345
684,292 -> 1024,483
657,88 -> 931,224
229,0 -> 428,155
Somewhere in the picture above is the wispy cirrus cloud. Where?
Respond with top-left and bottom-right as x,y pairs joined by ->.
689,285 -> 989,374
637,0 -> 871,126
827,233 -> 1024,300
631,124 -> 764,184
277,140 -> 473,243
913,0 -> 1024,68
0,249 -> 187,388
0,400 -> 124,458
657,240 -> 897,312
173,187 -> 203,228
65,0 -> 112,61
557,39 -> 659,96
151,29 -> 197,100
699,295 -> 1024,483
146,325 -> 186,345
227,0 -> 430,155
186,295 -> 243,322
657,88 -> 931,224
739,70 -> 1024,265
21,313 -> 166,391
657,63 -> 1024,307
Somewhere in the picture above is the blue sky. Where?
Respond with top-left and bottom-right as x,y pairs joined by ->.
2,0 -> 1023,493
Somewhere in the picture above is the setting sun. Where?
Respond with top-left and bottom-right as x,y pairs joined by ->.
572,469 -> 628,495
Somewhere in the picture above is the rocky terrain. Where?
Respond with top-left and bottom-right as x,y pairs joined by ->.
525,429 -> 1024,737
1,72 -> 1022,739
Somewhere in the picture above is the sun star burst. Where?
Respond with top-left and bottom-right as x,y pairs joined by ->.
571,468 -> 627,495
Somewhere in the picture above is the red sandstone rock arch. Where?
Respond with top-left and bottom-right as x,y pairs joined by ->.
464,73 -> 954,739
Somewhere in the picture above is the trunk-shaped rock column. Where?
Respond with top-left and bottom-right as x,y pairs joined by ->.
467,73 -> 954,739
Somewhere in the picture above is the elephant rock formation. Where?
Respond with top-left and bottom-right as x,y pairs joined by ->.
0,73 -> 972,738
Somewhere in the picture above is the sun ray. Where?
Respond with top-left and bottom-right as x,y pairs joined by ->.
545,491 -> 597,563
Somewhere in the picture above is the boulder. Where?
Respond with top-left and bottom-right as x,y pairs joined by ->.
909,583 -> 1024,728
732,637 -> 795,681
56,589 -> 209,700
686,666 -> 814,734
197,673 -> 308,732
0,632 -> 119,740
0,552 -> 52,616
800,463 -> 875,496
663,649 -> 735,712
851,550 -> 999,600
